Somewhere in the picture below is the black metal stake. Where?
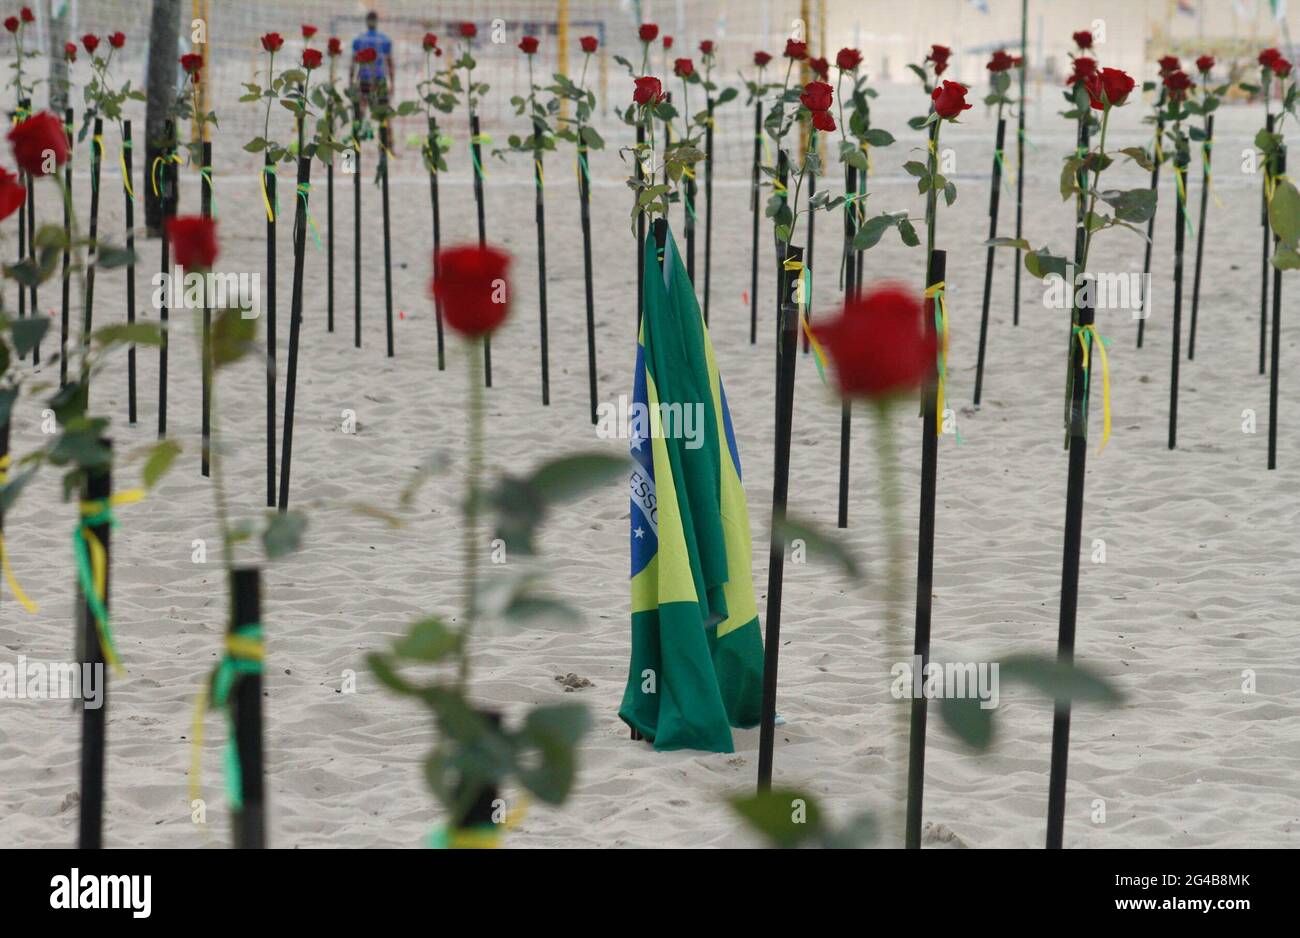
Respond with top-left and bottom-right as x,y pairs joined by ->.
974,117 -> 1007,407
1260,113 -> 1275,375
1012,0 -> 1027,326
123,120 -> 137,423
532,117 -> 550,405
1138,102 -> 1166,349
428,121 -> 445,370
578,134 -> 597,425
24,98 -> 37,364
327,145 -> 334,334
1269,147 -> 1286,470
60,108 -> 73,389
837,163 -> 857,530
84,117 -> 103,375
749,102 -> 761,345
229,567 -> 266,849
1169,150 -> 1188,450
636,121 -> 646,331
380,124 -> 395,359
1188,114 -> 1213,361
264,151 -> 277,503
352,104 -> 362,349
200,140 -> 212,476
802,155 -> 815,355
703,98 -> 714,325
278,156 -> 311,511
470,112 -> 491,386
77,440 -> 113,849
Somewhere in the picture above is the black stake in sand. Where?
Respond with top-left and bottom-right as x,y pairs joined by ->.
470,113 -> 491,386
23,98 -> 37,364
380,125 -> 395,359
1046,225 -> 1092,850
756,238 -> 804,793
703,98 -> 715,325
1169,148 -> 1188,450
1138,101 -> 1166,349
685,149 -> 697,287
749,102 -> 761,345
200,140 -> 212,476
264,151 -> 277,503
14,110 -> 25,355
1188,114 -> 1213,361
229,567 -> 266,848
123,120 -> 137,423
636,121 -> 647,331
837,163 -> 857,530
1260,114 -> 1275,375
974,116 -> 1007,406
427,121 -> 445,370
1012,0 -> 1028,326
158,125 -> 177,440
1269,147 -> 1286,470
60,108 -> 73,389
905,249 -> 946,850
77,440 -> 112,849
278,156 -> 311,511
327,132 -> 335,334
802,153 -> 815,355
352,102 -> 362,349
578,129 -> 598,424
83,117 -> 103,371
533,117 -> 550,405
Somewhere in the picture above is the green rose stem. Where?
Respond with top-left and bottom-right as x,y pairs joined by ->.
836,66 -> 855,529
974,98 -> 1007,407
528,53 -> 550,407
463,44 -> 492,388
1187,76 -> 1213,361
457,342 -> 486,692
1137,89 -> 1166,349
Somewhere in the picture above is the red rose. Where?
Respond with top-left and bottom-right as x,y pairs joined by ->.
1086,67 -> 1136,109
8,112 -> 70,176
662,36 -> 674,50
580,35 -> 598,54
754,50 -> 772,68
328,37 -> 343,56
1260,47 -> 1282,69
799,80 -> 833,112
108,31 -> 125,49
927,44 -> 951,75
639,23 -> 659,43
699,40 -> 714,56
931,80 -> 971,119
519,36 -> 539,55
422,33 -> 438,52
302,48 -> 322,70
459,22 -> 477,39
1072,30 -> 1093,50
811,284 -> 936,400
1274,57 -> 1293,78
82,33 -> 99,53
260,32 -> 283,53
432,245 -> 512,338
355,47 -> 377,65
633,75 -> 665,105
0,167 -> 26,222
1196,55 -> 1215,74
785,39 -> 808,60
836,47 -> 862,71
64,41 -> 76,61
1158,55 -> 1181,76
1067,56 -> 1098,85
811,110 -> 836,132
673,58 -> 694,78
1163,68 -> 1192,101
20,6 -> 33,23
988,49 -> 1014,72
3,16 -> 16,33
179,52 -> 203,74
167,216 -> 219,270
302,24 -> 317,39
809,56 -> 830,79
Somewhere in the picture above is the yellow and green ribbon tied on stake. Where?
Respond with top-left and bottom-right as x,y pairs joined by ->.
73,489 -> 144,676
1173,163 -> 1196,238
297,182 -> 321,251
189,624 -> 264,809
469,133 -> 492,179
1072,324 -> 1112,453
150,150 -> 183,199
119,138 -> 135,201
790,260 -> 828,384
924,281 -> 960,443
258,163 -> 278,223
427,796 -> 530,849
199,165 -> 216,219
0,455 -> 37,614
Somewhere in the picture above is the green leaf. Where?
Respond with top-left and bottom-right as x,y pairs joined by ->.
986,236 -> 1031,250
367,652 -> 421,696
896,217 -> 920,247
1272,244 -> 1300,270
862,128 -> 894,147
772,514 -> 862,580
142,440 -> 181,488
513,703 -> 591,804
263,510 -> 307,559
1269,177 -> 1300,249
730,788 -> 823,848
1118,146 -> 1154,172
852,213 -> 893,251
10,317 -> 48,357
528,453 -> 627,505
1098,187 -> 1158,224
211,307 -> 256,366
91,322 -> 163,348
1025,249 -> 1068,280
902,160 -> 928,178
393,617 -> 461,662
95,245 -> 136,269
1000,655 -> 1123,706
939,695 -> 995,749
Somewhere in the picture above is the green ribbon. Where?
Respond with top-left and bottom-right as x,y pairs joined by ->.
297,181 -> 321,250
992,147 -> 1014,195
199,166 -> 217,219
209,623 -> 264,810
73,502 -> 121,668
577,150 -> 591,192
469,140 -> 485,180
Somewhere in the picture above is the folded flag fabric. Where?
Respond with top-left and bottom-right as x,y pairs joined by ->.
619,225 -> 764,752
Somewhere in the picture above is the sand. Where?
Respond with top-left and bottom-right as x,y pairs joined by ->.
1,84 -> 1298,849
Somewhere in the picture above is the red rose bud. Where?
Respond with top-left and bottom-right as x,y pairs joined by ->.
302,48 -> 322,70
82,33 -> 99,53
355,47 -> 377,65
432,244 -> 512,338
459,22 -> 477,39
1086,67 -> 1136,109
1260,47 -> 1282,68
799,80 -> 833,112
519,35 -> 539,55
108,31 -> 125,49
927,44 -> 952,75
662,35 -> 674,50
988,49 -> 1014,72
64,41 -> 76,61
8,112 -> 70,176
809,56 -> 830,79
1072,30 -> 1093,50
302,24 -> 318,39
639,23 -> 659,43
329,37 -> 343,56
1196,55 -> 1215,74
836,47 -> 862,71
811,283 -> 936,400
180,52 -> 203,74
1067,56 -> 1098,85
811,110 -> 836,132
4,17 -> 18,33
421,33 -> 438,52
167,216 -> 219,270
20,6 -> 33,23
754,50 -> 772,67
1274,57 -> 1293,78
673,58 -> 694,78
633,75 -> 665,105
785,39 -> 807,60
580,35 -> 598,54
0,167 -> 26,222
260,32 -> 283,53
699,40 -> 714,56
1158,55 -> 1181,76
1163,68 -> 1192,100
931,80 -> 972,119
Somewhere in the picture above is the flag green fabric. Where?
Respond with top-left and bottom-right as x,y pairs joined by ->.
619,225 -> 764,752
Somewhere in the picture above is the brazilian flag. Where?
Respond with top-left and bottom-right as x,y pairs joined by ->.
619,226 -> 764,752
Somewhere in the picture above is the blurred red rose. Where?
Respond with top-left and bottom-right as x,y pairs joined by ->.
9,111 -> 70,176
180,52 -> 203,75
639,23 -> 659,43
836,48 -> 862,71
809,56 -> 830,79
519,36 -> 539,55
988,50 -> 1014,72
1196,55 -> 1214,74
459,22 -> 477,39
785,39 -> 808,60
302,48 -> 322,70
1158,55 -> 1181,76
673,58 -> 694,78
1086,67 -> 1136,109
633,75 -> 665,105
302,24 -> 317,39
1163,68 -> 1192,101
108,31 -> 125,49
699,40 -> 714,56
432,245 -> 512,338
19,6 -> 33,23
580,36 -> 598,54
260,32 -> 283,53
64,41 -> 76,61
355,47 -> 376,65
931,80 -> 971,118
811,283 -> 936,400
0,167 -> 26,222
927,44 -> 951,75
328,37 -> 343,56
1072,30 -> 1093,50
754,50 -> 772,67
799,80 -> 833,112
82,33 -> 99,53
168,216 -> 219,270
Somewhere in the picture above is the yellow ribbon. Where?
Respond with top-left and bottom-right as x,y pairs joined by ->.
924,280 -> 951,438
1074,324 -> 1111,452
259,164 -> 276,222
0,455 -> 38,614
434,797 -> 530,849
119,146 -> 134,200
188,629 -> 267,805
150,151 -> 182,198
77,489 -> 144,676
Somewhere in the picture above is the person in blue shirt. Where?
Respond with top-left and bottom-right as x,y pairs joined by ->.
350,10 -> 394,115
